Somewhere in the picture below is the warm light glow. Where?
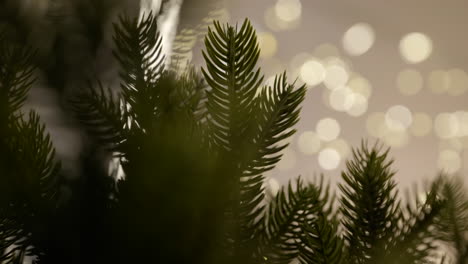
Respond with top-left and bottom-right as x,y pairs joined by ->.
300,59 -> 326,86
397,69 -> 423,96
316,118 -> 341,142
297,131 -> 322,155
347,94 -> 368,117
342,23 -> 375,56
264,6 -> 300,32
258,32 -> 278,58
385,105 -> 413,131
277,148 -> 296,170
326,139 -> 351,160
267,177 -> 280,196
447,68 -> 468,96
318,148 -> 341,170
410,112 -> 432,137
434,113 -> 459,139
454,111 -> 468,137
437,150 -> 461,174
274,0 -> 302,22
399,32 -> 433,64
427,70 -> 450,94
329,86 -> 354,112
324,65 -> 349,90
348,76 -> 372,99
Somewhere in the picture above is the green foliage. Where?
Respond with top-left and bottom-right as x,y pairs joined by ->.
0,30 -> 60,263
339,142 -> 400,262
436,176 -> 468,264
0,9 -> 463,264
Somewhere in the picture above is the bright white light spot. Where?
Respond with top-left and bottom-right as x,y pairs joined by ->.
274,0 -> 302,22
329,86 -> 354,112
399,32 -> 433,64
397,69 -> 423,96
324,65 -> 349,90
267,178 -> 280,197
348,76 -> 372,99
316,118 -> 341,142
300,59 -> 326,86
385,105 -> 413,131
297,131 -> 322,155
258,32 -> 278,58
427,70 -> 450,94
438,150 -> 461,174
264,6 -> 300,31
318,148 -> 341,170
342,23 -> 375,56
326,139 -> 351,159
277,148 -> 296,170
410,112 -> 432,137
347,94 -> 368,117
434,113 -> 459,139
455,111 -> 468,137
366,112 -> 386,138
447,68 -> 468,96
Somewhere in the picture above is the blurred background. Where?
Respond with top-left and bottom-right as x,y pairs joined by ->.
185,0 -> 468,191
9,0 -> 468,192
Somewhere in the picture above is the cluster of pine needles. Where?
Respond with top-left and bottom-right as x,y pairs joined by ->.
0,12 -> 466,264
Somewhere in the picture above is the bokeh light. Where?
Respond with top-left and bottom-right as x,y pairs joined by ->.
399,32 -> 433,64
397,69 -> 423,96
447,68 -> 468,96
316,118 -> 341,142
455,111 -> 468,137
348,76 -> 372,99
258,32 -> 278,58
410,112 -> 432,137
266,177 -> 280,197
427,70 -> 450,94
324,65 -> 349,90
342,23 -> 375,56
329,86 -> 354,112
385,105 -> 413,131
437,149 -> 461,174
347,94 -> 368,117
264,6 -> 297,31
274,0 -> 302,22
434,113 -> 459,139
300,59 -> 326,86
318,148 -> 341,170
297,131 -> 322,155
326,138 -> 351,160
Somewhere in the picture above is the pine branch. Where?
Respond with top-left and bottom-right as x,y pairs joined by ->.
298,213 -> 345,264
437,176 -> 468,264
339,141 -> 400,263
70,80 -> 127,152
201,19 -> 306,262
112,11 -> 165,131
260,178 -> 321,264
382,181 -> 446,264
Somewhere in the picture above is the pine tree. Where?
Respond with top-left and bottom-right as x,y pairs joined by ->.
0,9 -> 461,264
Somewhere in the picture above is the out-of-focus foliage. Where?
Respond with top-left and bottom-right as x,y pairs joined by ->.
0,6 -> 465,264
